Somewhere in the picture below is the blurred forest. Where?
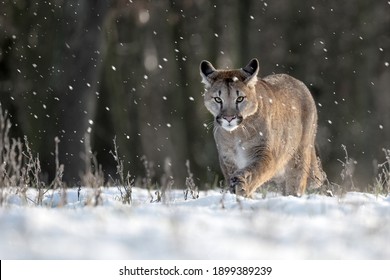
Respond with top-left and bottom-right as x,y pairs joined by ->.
0,0 -> 389,190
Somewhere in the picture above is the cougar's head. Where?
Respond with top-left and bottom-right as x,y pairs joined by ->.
200,58 -> 260,132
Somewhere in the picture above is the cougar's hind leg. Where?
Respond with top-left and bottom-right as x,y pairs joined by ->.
309,146 -> 326,188
285,147 -> 311,196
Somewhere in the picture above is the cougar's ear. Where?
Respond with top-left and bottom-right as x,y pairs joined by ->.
242,58 -> 259,87
200,60 -> 216,88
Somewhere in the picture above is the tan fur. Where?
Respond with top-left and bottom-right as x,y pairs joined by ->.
200,58 -> 326,197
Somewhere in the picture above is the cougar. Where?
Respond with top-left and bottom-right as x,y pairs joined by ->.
200,58 -> 325,197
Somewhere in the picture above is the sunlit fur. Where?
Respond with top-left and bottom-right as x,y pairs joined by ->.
200,58 -> 326,197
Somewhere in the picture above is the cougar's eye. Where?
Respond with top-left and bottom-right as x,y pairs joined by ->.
214,97 -> 222,103
236,96 -> 245,103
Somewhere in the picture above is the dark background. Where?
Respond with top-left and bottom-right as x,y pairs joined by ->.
0,0 -> 389,190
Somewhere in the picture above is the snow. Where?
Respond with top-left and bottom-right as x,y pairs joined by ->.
0,187 -> 389,259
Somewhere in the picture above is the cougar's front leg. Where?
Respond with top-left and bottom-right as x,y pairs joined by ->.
218,155 -> 237,191
229,169 -> 253,197
230,152 -> 277,197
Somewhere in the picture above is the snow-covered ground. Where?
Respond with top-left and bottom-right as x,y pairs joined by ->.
0,187 -> 389,259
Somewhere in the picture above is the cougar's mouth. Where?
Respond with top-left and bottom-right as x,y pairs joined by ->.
216,115 -> 243,132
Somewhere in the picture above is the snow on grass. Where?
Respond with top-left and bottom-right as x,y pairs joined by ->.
0,187 -> 389,259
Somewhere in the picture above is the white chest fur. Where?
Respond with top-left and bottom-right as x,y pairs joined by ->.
235,142 -> 248,169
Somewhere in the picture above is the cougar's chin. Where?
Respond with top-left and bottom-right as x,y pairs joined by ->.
222,123 -> 239,132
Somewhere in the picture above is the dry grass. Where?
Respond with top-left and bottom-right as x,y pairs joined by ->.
372,148 -> 390,196
184,160 -> 199,200
109,137 -> 134,204
0,104 -> 65,206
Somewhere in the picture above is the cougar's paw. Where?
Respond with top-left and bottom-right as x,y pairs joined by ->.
229,171 -> 251,196
234,185 -> 247,197
229,176 -> 244,194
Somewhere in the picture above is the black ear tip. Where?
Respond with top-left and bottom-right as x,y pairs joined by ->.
243,58 -> 259,75
200,60 -> 209,69
200,60 -> 215,76
249,58 -> 259,67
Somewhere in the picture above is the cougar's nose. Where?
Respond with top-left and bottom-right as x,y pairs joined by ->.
223,115 -> 237,123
